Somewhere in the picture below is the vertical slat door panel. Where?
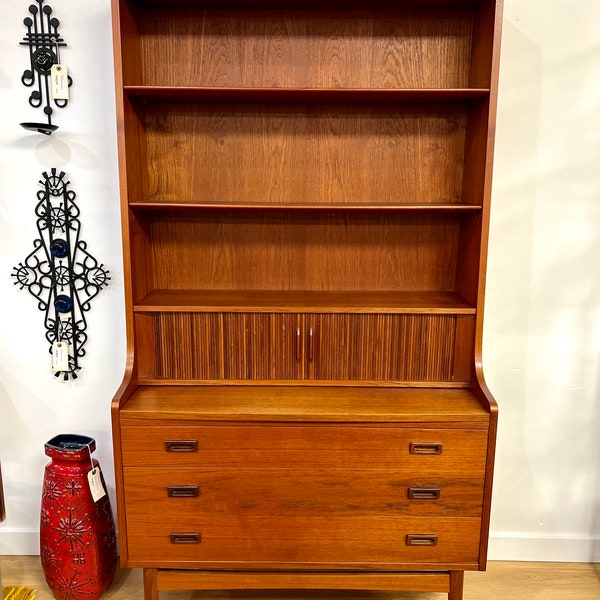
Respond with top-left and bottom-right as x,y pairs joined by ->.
222,313 -> 303,380
307,314 -> 459,382
154,313 -> 223,380
150,312 -> 468,383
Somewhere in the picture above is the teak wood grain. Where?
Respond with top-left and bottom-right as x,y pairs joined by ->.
120,424 -> 488,471
133,10 -> 474,90
135,290 -> 477,313
139,211 -> 463,294
119,385 -> 491,422
123,466 -> 485,517
145,312 -> 472,383
110,0 -> 504,598
125,514 -> 482,567
141,103 -> 467,205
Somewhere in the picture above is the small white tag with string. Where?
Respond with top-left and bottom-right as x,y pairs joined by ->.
52,341 -> 69,371
52,320 -> 70,372
51,65 -> 69,100
87,444 -> 106,502
50,38 -> 69,100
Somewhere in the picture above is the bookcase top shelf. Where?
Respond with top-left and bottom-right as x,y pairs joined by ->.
128,0 -> 488,9
129,201 -> 484,211
125,87 -> 490,104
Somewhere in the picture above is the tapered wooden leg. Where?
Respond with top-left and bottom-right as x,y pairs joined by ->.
144,568 -> 159,600
449,571 -> 464,600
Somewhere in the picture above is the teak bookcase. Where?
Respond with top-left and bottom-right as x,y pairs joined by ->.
110,1 -> 503,598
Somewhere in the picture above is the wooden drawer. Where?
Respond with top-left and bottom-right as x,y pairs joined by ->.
125,513 -> 481,567
123,467 -> 484,518
120,424 -> 488,473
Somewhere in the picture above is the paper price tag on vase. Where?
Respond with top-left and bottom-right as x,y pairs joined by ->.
88,467 -> 106,502
51,64 -> 69,100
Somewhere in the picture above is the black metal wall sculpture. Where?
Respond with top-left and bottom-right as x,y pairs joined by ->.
11,170 -> 110,380
20,0 -> 73,135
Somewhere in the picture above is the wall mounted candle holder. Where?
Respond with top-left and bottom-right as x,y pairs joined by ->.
11,170 -> 110,380
20,0 -> 73,135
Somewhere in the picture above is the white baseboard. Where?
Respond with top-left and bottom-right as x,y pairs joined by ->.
2,528 -> 599,563
489,533 -> 600,563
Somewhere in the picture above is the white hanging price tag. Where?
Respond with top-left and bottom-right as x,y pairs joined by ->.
88,467 -> 106,502
52,341 -> 70,372
51,64 -> 69,100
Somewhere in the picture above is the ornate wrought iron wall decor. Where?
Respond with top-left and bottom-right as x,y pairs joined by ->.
11,170 -> 110,380
20,0 -> 73,135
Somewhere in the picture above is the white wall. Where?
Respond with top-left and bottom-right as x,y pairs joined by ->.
0,0 -> 124,554
0,0 -> 599,562
484,1 -> 600,561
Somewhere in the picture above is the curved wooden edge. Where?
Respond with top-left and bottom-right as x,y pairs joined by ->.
111,0 -> 139,415
471,361 -> 498,570
112,374 -> 137,567
469,0 -> 504,570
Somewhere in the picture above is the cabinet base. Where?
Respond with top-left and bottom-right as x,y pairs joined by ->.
143,568 -> 464,600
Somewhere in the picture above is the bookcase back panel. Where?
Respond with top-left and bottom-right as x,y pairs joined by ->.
142,103 -> 467,205
134,9 -> 474,89
140,211 -> 461,294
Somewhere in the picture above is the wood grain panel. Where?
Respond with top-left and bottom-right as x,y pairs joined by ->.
126,514 -> 481,566
135,290 -> 476,314
133,0 -> 483,8
116,0 -> 143,86
142,103 -> 467,205
395,314 -> 457,381
453,314 -> 475,381
308,314 -> 459,382
120,425 -> 488,471
221,313 -> 302,380
135,10 -> 474,89
146,211 -> 461,293
120,385 -> 490,422
148,312 -> 468,383
156,570 -> 451,593
468,0 -> 497,88
123,467 -> 484,517
134,314 -> 156,379
154,313 -> 223,380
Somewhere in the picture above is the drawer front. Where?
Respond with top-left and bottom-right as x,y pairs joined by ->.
126,513 -> 481,566
123,467 -> 484,518
120,425 -> 488,474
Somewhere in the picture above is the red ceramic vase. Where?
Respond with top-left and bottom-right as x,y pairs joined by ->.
40,434 -> 117,600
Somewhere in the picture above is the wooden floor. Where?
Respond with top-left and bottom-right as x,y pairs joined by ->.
1,559 -> 600,600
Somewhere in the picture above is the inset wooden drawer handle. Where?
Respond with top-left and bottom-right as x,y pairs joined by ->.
170,533 -> 201,544
167,485 -> 200,498
406,534 -> 438,547
409,442 -> 442,455
165,440 -> 198,453
408,487 -> 441,500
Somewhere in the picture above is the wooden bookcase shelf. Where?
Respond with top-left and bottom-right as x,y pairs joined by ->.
111,0 -> 502,597
129,201 -> 484,211
124,86 -> 491,103
124,101 -> 483,206
133,290 -> 477,313
120,385 -> 490,422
